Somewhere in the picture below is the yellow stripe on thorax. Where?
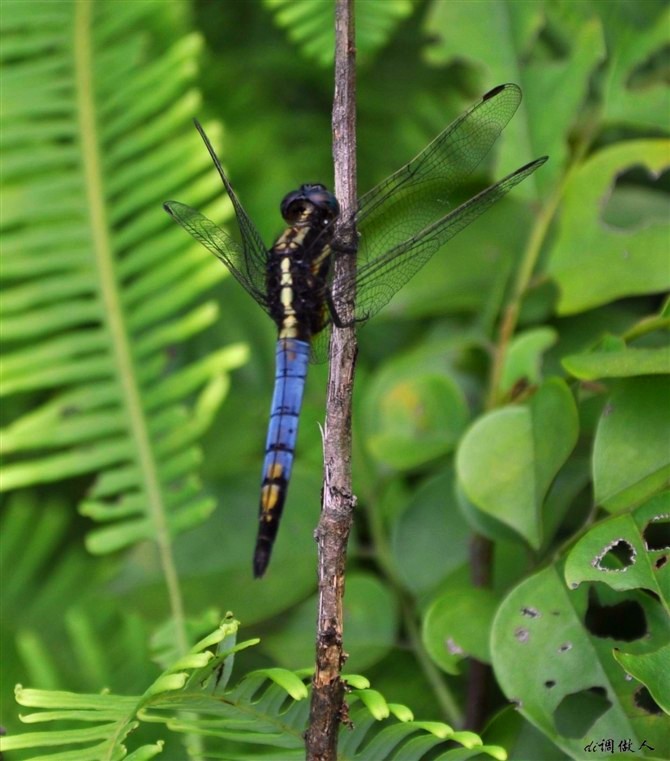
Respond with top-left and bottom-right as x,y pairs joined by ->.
311,243 -> 331,275
275,226 -> 310,339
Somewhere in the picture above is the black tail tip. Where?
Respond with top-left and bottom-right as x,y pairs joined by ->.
253,546 -> 271,578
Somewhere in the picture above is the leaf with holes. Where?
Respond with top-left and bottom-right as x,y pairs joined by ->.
491,564 -> 670,759
548,140 -> 670,315
422,585 -> 499,675
614,644 -> 670,716
565,491 -> 670,607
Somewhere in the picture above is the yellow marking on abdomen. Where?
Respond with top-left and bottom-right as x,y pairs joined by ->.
261,483 -> 281,514
266,462 -> 284,480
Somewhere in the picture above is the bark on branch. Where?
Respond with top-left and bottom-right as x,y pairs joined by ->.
305,1 -> 357,758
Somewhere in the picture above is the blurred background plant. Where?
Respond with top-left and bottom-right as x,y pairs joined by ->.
1,0 -> 668,759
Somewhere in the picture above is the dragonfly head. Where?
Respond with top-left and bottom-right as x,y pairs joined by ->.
280,184 -> 340,226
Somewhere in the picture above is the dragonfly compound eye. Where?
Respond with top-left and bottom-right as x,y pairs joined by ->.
280,185 -> 340,223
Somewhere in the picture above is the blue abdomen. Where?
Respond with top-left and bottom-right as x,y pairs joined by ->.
254,337 -> 311,577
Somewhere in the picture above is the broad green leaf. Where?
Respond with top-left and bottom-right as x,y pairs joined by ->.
541,455 -> 592,552
491,565 -> 670,759
564,345 -> 670,380
422,585 -> 499,674
483,706 -> 571,760
424,3 -> 605,193
593,377 -> 670,511
613,645 -> 670,716
565,491 -> 670,606
601,5 -> 670,130
456,378 -> 578,548
548,140 -> 670,314
390,470 -> 471,593
363,354 -> 468,470
500,326 -> 558,395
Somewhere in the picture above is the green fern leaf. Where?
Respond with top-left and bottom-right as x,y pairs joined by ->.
0,1 -> 248,561
2,618 -> 506,760
263,0 -> 415,66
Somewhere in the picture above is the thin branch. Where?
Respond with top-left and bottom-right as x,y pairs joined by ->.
305,1 -> 357,759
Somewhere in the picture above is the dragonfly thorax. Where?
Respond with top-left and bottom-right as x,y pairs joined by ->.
267,185 -> 338,342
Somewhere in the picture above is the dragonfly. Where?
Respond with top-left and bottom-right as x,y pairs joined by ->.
164,82 -> 547,577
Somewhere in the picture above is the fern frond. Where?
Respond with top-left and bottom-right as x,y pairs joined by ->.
0,0 -> 247,565
263,0 -> 415,66
1,620 -> 506,760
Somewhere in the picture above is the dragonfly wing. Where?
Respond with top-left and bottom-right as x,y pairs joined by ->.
164,120 -> 270,312
193,120 -> 269,275
351,156 -> 548,323
354,83 -> 525,272
164,201 -> 270,312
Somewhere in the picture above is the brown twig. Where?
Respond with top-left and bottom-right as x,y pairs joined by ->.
305,1 -> 357,759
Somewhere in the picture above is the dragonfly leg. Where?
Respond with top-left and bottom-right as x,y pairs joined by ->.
326,291 -> 348,328
332,240 -> 358,256
326,291 -> 361,329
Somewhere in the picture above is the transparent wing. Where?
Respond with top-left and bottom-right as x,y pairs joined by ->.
325,84 -> 546,324
163,201 -> 270,312
164,120 -> 270,312
351,156 -> 547,323
355,84 -> 523,254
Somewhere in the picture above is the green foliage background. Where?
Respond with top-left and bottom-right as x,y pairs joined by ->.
1,0 -> 668,759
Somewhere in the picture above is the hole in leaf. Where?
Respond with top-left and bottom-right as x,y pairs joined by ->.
595,539 -> 636,571
445,637 -> 463,656
600,166 -> 670,231
515,627 -> 530,643
628,43 -> 670,89
584,587 -> 647,641
655,555 -> 667,569
634,686 -> 663,715
643,516 -> 670,550
553,687 -> 611,738
558,642 -> 572,653
545,680 -> 556,689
